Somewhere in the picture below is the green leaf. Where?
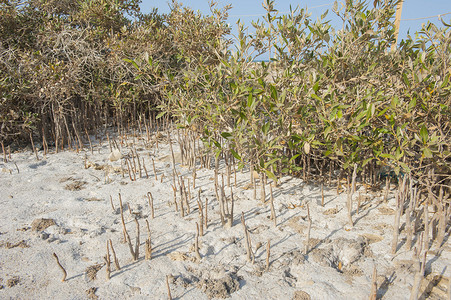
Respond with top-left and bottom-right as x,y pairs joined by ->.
281,167 -> 290,173
362,157 -> 373,167
264,169 -> 277,182
441,73 -> 449,88
270,85 -> 278,100
399,162 -> 411,173
390,96 -> 399,108
156,111 -> 166,119
311,93 -> 321,101
377,106 -> 389,117
264,158 -> 279,168
230,149 -> 241,160
213,139 -> 221,149
262,122 -> 270,135
313,81 -> 320,93
324,150 -> 333,157
395,147 -> 403,160
402,73 -> 410,87
423,147 -> 433,158
247,93 -> 255,108
280,89 -> 287,103
323,33 -> 330,43
220,59 -> 231,68
420,125 -> 428,144
289,154 -> 301,162
123,58 -> 139,70
221,132 -> 233,139
380,153 -> 395,160
356,109 -> 367,121
324,126 -> 332,137
408,98 -> 416,109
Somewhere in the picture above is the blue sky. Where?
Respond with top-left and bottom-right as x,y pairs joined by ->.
139,0 -> 451,57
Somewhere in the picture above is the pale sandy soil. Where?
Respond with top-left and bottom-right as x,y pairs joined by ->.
0,129 -> 449,299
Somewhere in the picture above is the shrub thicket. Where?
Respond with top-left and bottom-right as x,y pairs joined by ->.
1,0 -> 450,195
146,0 -> 450,196
0,0 -> 228,146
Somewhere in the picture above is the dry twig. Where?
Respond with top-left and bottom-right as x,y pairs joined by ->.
52,253 -> 67,282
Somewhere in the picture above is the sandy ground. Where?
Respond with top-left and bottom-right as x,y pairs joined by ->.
0,129 -> 449,300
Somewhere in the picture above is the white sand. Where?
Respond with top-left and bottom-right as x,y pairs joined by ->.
0,130 -> 449,299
